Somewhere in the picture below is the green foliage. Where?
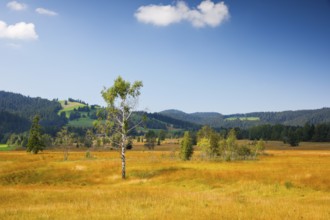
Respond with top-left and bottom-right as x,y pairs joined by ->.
101,76 -> 143,108
180,131 -> 193,160
145,130 -> 157,150
196,127 -> 263,161
6,133 -> 28,147
158,130 -> 167,140
0,91 -> 67,136
110,133 -> 121,149
197,126 -> 220,158
126,138 -> 133,150
56,128 -> 74,160
285,129 -> 300,147
161,108 -> 330,129
85,150 -> 92,159
236,145 -> 251,157
41,134 -> 53,148
101,76 -> 143,179
143,112 -> 200,130
219,129 -> 238,161
26,115 -> 45,154
84,129 -> 94,148
0,111 -> 30,140
253,139 -> 265,155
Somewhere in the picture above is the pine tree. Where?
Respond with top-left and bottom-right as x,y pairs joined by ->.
180,131 -> 193,160
26,115 -> 45,154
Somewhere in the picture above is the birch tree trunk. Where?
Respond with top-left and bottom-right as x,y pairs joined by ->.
121,133 -> 126,179
121,142 -> 126,179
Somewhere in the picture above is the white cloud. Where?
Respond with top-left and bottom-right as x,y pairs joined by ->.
0,20 -> 38,40
36,8 -> 58,16
7,1 -> 27,11
135,0 -> 229,28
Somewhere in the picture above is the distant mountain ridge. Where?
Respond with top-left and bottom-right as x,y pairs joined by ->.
1,90 -> 330,139
159,108 -> 330,128
160,110 -> 224,127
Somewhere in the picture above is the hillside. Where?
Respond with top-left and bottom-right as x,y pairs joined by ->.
160,108 -> 330,128
59,100 -> 99,128
1,90 -> 330,139
160,109 -> 223,127
136,112 -> 201,131
0,91 -> 67,136
0,111 -> 30,142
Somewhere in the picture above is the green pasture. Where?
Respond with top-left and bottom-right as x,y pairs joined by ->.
58,101 -> 86,117
68,117 -> 95,128
225,117 -> 260,121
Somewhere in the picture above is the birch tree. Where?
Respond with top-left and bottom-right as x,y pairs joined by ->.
101,76 -> 143,179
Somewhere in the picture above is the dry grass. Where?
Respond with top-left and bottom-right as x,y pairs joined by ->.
0,143 -> 329,219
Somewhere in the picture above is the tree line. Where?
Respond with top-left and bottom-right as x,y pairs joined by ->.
242,123 -> 330,145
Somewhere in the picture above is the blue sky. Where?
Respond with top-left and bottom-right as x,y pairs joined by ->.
0,0 -> 329,114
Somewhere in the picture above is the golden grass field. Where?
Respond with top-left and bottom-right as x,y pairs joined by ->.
0,141 -> 329,219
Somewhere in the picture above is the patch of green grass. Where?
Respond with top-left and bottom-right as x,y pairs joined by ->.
68,117 -> 95,128
225,117 -> 260,121
0,144 -> 16,151
58,101 -> 86,117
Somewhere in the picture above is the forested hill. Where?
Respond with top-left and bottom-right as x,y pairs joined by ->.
160,108 -> 330,128
0,91 -> 67,135
159,110 -> 224,127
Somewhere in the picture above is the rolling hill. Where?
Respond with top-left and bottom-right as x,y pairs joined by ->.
1,90 -> 330,140
159,108 -> 330,128
0,91 -> 67,137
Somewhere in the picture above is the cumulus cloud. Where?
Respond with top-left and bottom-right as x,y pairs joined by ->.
6,1 -> 27,11
135,0 -> 229,28
36,8 -> 58,16
0,20 -> 38,40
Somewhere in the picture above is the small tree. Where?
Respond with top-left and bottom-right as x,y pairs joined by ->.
27,115 -> 45,154
145,130 -> 156,149
253,139 -> 265,157
197,126 -> 219,158
101,76 -> 143,179
126,138 -> 133,150
287,129 -> 300,147
56,128 -> 74,160
84,129 -> 94,158
221,129 -> 238,161
180,131 -> 193,160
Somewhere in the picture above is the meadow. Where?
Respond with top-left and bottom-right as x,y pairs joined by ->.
58,101 -> 86,117
0,142 -> 329,219
225,117 -> 260,121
